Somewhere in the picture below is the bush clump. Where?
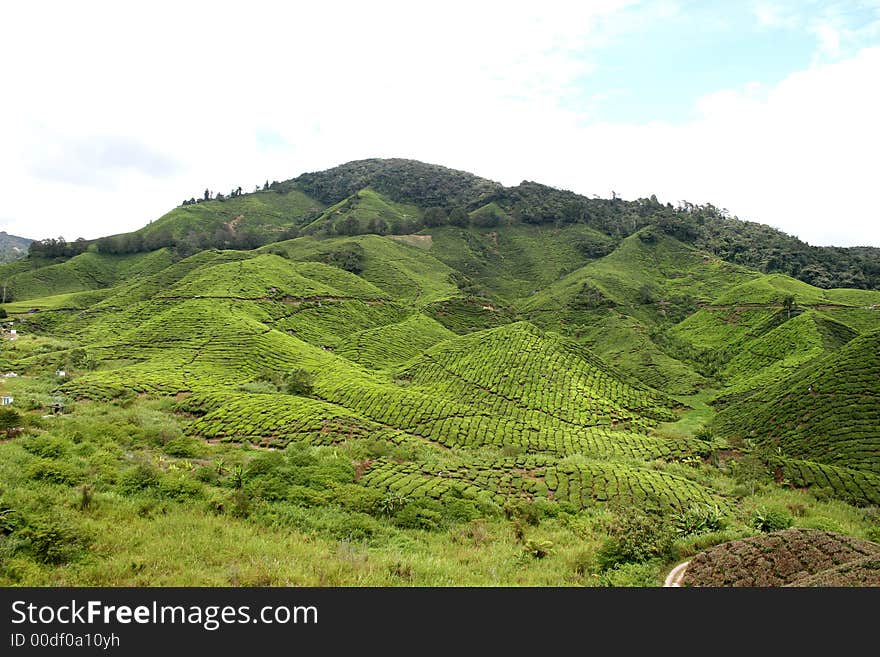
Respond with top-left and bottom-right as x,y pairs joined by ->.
596,507 -> 674,570
750,507 -> 793,533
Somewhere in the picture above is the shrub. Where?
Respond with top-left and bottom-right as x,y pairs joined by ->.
330,484 -> 383,515
451,519 -> 492,546
379,492 -> 409,516
25,458 -> 81,485
286,485 -> 330,507
570,549 -> 595,577
19,514 -> 89,565
229,491 -> 252,518
596,507 -> 674,570
19,435 -> 69,459
504,500 -> 541,526
674,503 -> 726,537
229,465 -> 246,490
750,507 -> 793,533
292,462 -> 354,488
523,538 -> 554,559
0,498 -> 20,534
245,474 -> 291,502
443,497 -> 482,523
163,436 -> 206,458
245,452 -> 285,476
597,562 -> 659,587
236,381 -> 279,394
158,475 -> 204,501
0,408 -> 22,432
283,369 -> 315,396
325,512 -> 381,541
194,466 -> 220,484
393,502 -> 443,531
118,463 -> 160,495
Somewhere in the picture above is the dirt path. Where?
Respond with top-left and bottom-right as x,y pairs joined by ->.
663,560 -> 690,587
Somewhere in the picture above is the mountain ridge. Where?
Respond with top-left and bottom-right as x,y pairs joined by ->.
15,158 -> 880,292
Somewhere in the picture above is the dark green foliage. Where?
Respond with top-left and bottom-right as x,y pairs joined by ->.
0,408 -> 21,431
393,500 -> 444,531
571,281 -> 615,310
317,243 -> 364,274
470,209 -> 500,228
163,436 -> 206,458
330,484 -> 383,515
334,216 -> 361,236
422,207 -> 447,227
20,436 -> 69,459
448,207 -> 469,227
283,368 -> 315,396
691,207 -> 880,290
292,158 -> 500,208
571,233 -> 615,258
25,459 -> 79,485
504,500 -> 542,526
19,513 -> 89,564
596,506 -> 674,570
118,463 -> 161,494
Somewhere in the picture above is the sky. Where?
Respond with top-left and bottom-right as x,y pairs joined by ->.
1,0 -> 879,246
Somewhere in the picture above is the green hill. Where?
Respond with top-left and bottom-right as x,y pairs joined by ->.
0,249 -> 174,302
713,330 -> 880,503
301,188 -> 423,236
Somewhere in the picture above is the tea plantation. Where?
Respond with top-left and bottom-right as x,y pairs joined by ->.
0,158 -> 877,586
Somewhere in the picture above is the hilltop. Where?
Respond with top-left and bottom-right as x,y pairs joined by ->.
0,158 -> 877,587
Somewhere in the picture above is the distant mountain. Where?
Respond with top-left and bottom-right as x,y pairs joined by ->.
0,231 -> 32,263
27,158 -> 880,291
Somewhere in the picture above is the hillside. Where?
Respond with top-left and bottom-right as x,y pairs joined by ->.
0,231 -> 32,263
0,158 -> 878,587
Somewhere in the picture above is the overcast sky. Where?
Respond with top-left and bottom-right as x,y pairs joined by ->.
1,0 -> 878,246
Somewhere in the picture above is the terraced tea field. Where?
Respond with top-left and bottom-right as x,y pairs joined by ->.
359,455 -> 723,512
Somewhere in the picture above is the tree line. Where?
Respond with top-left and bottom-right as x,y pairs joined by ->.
180,180 -> 283,206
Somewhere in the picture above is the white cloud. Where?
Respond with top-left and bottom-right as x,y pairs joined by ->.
0,0 -> 877,248
561,46 -> 880,247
